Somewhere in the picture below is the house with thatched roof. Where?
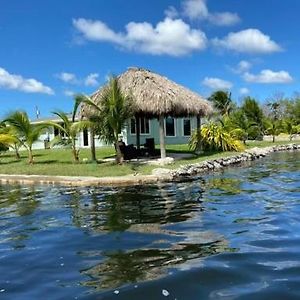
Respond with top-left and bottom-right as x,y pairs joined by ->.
28,68 -> 212,157
82,67 -> 213,158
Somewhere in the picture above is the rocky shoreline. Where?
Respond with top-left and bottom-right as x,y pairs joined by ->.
153,143 -> 300,181
0,144 -> 299,187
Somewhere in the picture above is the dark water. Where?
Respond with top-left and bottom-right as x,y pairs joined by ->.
0,152 -> 300,300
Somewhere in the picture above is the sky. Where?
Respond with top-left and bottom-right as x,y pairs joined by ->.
0,0 -> 299,119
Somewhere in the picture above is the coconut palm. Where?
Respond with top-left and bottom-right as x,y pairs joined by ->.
4,111 -> 46,164
209,91 -> 233,116
76,77 -> 134,164
46,111 -> 91,163
73,94 -> 103,162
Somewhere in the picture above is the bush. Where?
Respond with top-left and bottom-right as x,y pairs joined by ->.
189,122 -> 244,152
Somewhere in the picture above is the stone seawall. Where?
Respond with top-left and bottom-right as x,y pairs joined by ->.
0,144 -> 299,186
167,144 -> 300,180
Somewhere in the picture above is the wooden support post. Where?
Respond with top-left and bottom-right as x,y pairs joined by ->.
159,115 -> 166,159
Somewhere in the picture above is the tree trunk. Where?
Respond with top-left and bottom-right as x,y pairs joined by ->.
196,116 -> 202,152
72,145 -> 79,163
115,141 -> 124,164
90,128 -> 96,162
28,147 -> 34,164
159,115 -> 166,159
272,135 -> 275,143
14,144 -> 20,159
135,115 -> 140,151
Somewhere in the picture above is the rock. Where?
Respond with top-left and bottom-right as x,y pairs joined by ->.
148,157 -> 174,166
152,168 -> 172,176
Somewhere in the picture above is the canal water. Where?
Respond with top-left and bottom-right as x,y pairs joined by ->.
0,151 -> 299,299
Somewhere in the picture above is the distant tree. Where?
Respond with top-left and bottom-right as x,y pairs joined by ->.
241,97 -> 265,139
4,111 -> 46,164
208,90 -> 233,116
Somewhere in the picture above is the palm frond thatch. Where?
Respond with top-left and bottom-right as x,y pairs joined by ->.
81,67 -> 213,119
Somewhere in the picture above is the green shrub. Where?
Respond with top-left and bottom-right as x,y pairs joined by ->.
189,122 -> 244,152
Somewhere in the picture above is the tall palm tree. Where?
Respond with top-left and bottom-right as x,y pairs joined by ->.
75,77 -> 134,164
209,91 -> 233,116
4,111 -> 46,164
73,94 -> 103,162
46,111 -> 91,163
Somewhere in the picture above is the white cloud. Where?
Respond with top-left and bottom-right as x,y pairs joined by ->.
84,73 -> 99,87
164,6 -> 179,19
208,12 -> 240,26
73,17 -> 207,56
182,0 -> 240,26
64,90 -> 75,97
202,77 -> 233,90
0,67 -> 54,95
57,72 -> 78,84
182,0 -> 209,20
231,60 -> 252,74
239,87 -> 250,95
243,69 -> 293,84
212,29 -> 282,54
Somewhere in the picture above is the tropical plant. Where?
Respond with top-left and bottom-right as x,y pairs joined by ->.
241,97 -> 265,139
76,77 -> 134,164
189,121 -> 244,152
208,90 -> 233,116
46,111 -> 91,163
283,119 -> 299,141
73,94 -> 104,162
4,111 -> 46,164
265,119 -> 283,142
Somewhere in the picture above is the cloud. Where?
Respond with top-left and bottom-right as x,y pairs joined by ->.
57,72 -> 99,87
182,0 -> 240,26
57,72 -> 78,84
202,77 -> 233,90
0,67 -> 54,95
182,0 -> 209,20
73,17 -> 207,56
231,60 -> 252,74
239,87 -> 250,95
63,90 -> 75,97
243,69 -> 293,84
84,73 -> 99,87
212,29 -> 282,54
164,6 -> 179,19
208,12 -> 240,26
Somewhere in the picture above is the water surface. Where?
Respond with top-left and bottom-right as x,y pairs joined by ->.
0,151 -> 300,299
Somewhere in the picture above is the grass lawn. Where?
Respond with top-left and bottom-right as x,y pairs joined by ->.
0,140 -> 299,178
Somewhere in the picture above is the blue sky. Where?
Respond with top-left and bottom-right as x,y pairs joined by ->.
0,0 -> 299,119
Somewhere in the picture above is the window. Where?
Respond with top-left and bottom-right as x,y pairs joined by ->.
130,119 -> 136,134
140,117 -> 150,134
54,123 -> 66,138
83,129 -> 89,146
165,117 -> 175,136
130,117 -> 150,134
183,119 -> 191,136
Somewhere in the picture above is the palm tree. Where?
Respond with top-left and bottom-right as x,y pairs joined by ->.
4,111 -> 46,164
208,91 -> 233,116
75,77 -> 134,164
46,111 -> 91,163
73,94 -> 103,163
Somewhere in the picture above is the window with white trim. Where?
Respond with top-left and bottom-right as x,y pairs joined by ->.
130,117 -> 150,134
165,117 -> 175,136
183,119 -> 191,136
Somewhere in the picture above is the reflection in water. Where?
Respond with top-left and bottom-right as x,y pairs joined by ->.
81,235 -> 233,290
0,152 -> 299,299
67,183 -> 205,233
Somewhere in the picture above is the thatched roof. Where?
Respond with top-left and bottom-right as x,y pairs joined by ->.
82,67 -> 213,118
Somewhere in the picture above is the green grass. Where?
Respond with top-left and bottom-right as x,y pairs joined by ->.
0,141 -> 299,178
